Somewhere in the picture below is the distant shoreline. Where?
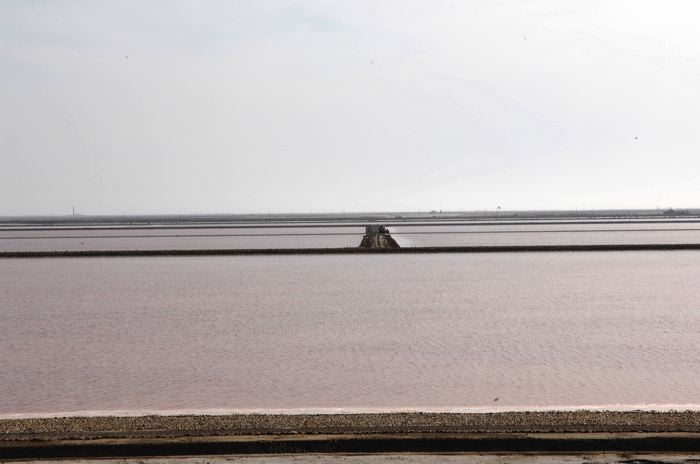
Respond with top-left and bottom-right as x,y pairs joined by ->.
1,208 -> 699,228
4,243 -> 700,258
5,218 -> 700,231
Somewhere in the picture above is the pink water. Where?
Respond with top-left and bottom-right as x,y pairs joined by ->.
1,252 -> 699,416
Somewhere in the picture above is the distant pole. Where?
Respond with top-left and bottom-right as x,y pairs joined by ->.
72,206 -> 75,216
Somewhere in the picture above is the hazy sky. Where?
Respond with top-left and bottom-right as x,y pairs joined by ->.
2,1 -> 700,215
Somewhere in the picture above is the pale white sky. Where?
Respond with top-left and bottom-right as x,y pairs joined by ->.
2,1 -> 700,215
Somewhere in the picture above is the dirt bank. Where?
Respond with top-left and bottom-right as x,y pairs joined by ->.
3,411 -> 700,439
4,243 -> 700,258
3,412 -> 700,459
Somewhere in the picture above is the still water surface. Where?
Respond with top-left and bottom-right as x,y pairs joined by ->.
392,223 -> 700,246
5,222 -> 700,251
0,227 -> 364,251
1,252 -> 699,416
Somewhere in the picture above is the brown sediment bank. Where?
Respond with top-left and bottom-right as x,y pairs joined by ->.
4,243 -> 700,258
4,411 -> 700,437
2,412 -> 700,459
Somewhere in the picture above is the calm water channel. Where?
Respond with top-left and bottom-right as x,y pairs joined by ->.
1,252 -> 699,416
4,221 -> 700,251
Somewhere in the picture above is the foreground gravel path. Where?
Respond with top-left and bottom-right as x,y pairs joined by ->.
2,411 -> 700,439
4,454 -> 700,464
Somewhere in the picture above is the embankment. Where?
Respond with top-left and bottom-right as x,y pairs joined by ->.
4,243 -> 700,258
2,411 -> 700,458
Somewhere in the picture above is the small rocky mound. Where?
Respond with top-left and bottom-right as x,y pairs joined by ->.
359,225 -> 400,249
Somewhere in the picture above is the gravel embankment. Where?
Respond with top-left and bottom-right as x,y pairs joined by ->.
5,244 -> 700,258
2,411 -> 700,440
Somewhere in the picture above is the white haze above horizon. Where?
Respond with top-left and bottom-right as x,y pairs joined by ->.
2,1 -> 700,215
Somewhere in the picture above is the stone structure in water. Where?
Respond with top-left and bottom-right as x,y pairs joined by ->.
359,225 -> 400,249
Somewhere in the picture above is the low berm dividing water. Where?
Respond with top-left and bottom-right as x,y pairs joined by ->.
4,243 -> 700,258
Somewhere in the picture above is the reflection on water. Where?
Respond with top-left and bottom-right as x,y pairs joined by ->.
1,252 -> 699,415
